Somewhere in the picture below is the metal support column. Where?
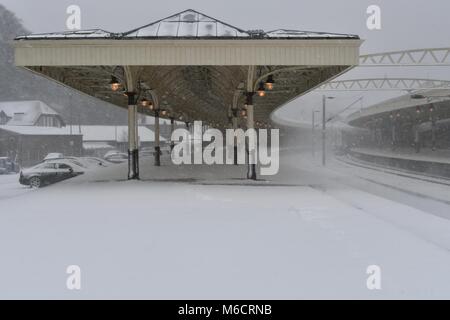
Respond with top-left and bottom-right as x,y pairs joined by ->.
246,66 -> 257,180
232,108 -> 238,165
185,122 -> 191,158
322,95 -> 327,167
430,107 -> 437,151
246,92 -> 257,180
390,116 -> 397,151
414,112 -> 421,153
127,92 -> 139,180
170,117 -> 175,151
154,110 -> 161,166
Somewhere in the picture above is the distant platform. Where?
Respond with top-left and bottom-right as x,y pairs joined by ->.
348,147 -> 450,178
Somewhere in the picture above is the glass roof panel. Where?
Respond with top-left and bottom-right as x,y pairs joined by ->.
14,10 -> 359,40
197,21 -> 217,37
157,21 -> 179,37
180,11 -> 199,22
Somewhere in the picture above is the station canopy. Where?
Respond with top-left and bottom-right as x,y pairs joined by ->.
14,9 -> 362,127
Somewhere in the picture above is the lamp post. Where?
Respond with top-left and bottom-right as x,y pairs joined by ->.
312,110 -> 320,157
322,95 -> 335,167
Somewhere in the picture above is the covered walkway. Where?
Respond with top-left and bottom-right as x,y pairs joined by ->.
14,9 -> 361,180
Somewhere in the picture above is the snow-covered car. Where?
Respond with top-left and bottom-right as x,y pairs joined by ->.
64,157 -> 109,168
44,156 -> 89,169
80,157 -> 109,167
104,152 -> 128,164
103,150 -> 121,158
43,153 -> 64,161
19,160 -> 85,188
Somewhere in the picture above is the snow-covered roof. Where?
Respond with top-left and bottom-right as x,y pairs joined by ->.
66,125 -> 167,142
0,124 -> 166,142
0,100 -> 63,126
125,9 -> 249,38
347,88 -> 450,123
83,142 -> 115,150
15,9 -> 359,40
16,29 -> 117,40
0,125 -> 79,136
265,29 -> 359,39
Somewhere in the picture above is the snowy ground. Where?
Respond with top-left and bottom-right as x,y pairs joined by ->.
1,152 -> 450,299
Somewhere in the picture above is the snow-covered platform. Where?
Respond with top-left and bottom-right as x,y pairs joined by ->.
1,155 -> 450,299
349,147 -> 450,178
351,147 -> 450,165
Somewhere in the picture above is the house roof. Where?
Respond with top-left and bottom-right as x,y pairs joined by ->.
0,100 -> 63,126
0,125 -> 79,136
16,9 -> 359,40
0,124 -> 166,142
82,142 -> 115,150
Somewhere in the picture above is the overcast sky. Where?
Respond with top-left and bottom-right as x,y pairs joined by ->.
1,0 -> 449,122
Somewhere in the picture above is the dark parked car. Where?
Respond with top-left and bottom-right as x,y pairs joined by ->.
19,160 -> 84,188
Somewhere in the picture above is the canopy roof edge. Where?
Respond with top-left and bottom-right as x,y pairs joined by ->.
14,39 -> 362,67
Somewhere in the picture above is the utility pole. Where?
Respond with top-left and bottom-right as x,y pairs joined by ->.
322,95 -> 327,167
312,110 -> 320,158
322,95 -> 335,167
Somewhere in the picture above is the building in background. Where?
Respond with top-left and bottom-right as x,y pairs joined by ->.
0,100 -> 172,166
139,116 -> 185,141
0,100 -> 65,127
0,125 -> 82,167
67,125 -> 167,157
0,100 -> 77,167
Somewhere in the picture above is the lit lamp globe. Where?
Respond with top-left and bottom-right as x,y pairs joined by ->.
109,76 -> 121,91
265,75 -> 275,91
257,82 -> 266,97
140,98 -> 150,108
